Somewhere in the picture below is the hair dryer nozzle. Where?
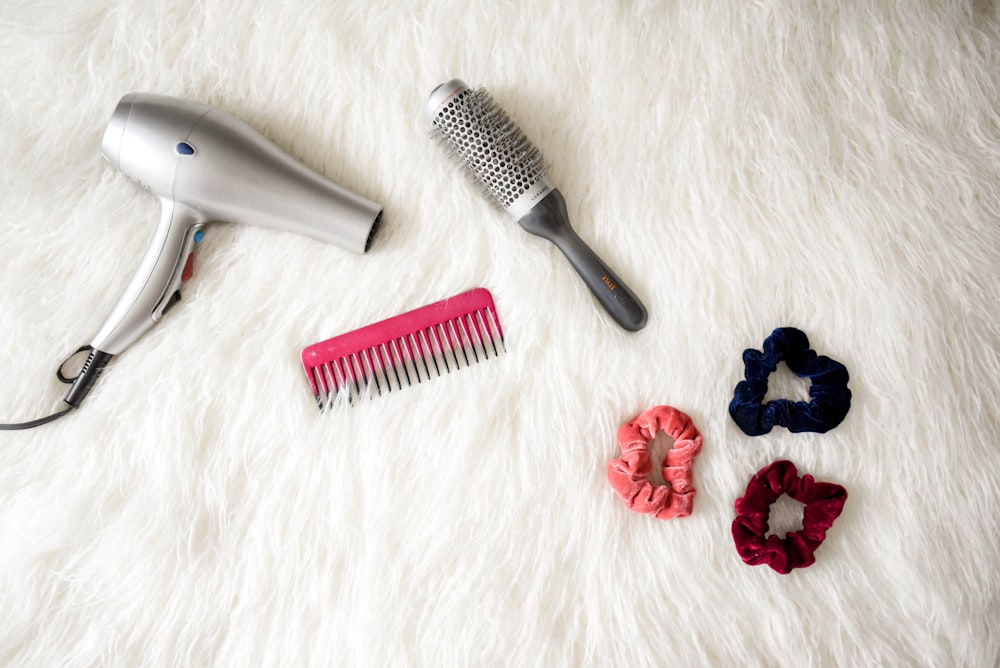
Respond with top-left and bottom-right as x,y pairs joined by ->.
100,93 -> 135,170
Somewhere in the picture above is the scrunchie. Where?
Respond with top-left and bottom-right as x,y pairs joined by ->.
729,327 -> 851,436
732,460 -> 847,574
607,405 -> 703,520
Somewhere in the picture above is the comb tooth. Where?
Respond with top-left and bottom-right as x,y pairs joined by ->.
375,345 -> 393,392
322,362 -> 339,410
349,353 -> 368,402
368,346 -> 387,392
448,319 -> 470,368
357,352 -> 375,400
379,342 -> 402,391
312,366 -> 327,407
310,365 -> 324,398
399,336 -> 421,384
385,344 -> 402,391
358,350 -> 374,396
485,305 -> 507,352
319,363 -> 330,408
413,333 -> 432,380
419,328 -> 442,378
475,309 -> 499,357
466,312 -> 490,360
467,316 -> 483,363
429,324 -> 451,374
389,338 -> 413,387
483,309 -> 501,356
310,367 -> 325,411
409,332 -> 434,380
359,355 -> 376,401
369,344 -> 392,392
466,313 -> 484,360
456,316 -> 480,364
411,332 -> 425,376
338,356 -> 354,405
362,348 -> 383,396
347,353 -> 365,398
326,359 -> 341,407
333,358 -> 354,406
401,335 -> 420,383
439,322 -> 461,370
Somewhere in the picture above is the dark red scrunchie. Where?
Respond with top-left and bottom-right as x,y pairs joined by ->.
732,460 -> 847,574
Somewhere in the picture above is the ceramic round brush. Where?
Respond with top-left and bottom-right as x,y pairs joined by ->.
425,79 -> 648,332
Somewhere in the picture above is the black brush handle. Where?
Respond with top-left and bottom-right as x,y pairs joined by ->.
517,190 -> 648,332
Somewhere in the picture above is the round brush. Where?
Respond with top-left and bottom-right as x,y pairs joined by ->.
425,79 -> 648,332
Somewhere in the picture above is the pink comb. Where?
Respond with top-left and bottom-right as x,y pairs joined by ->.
302,287 -> 506,409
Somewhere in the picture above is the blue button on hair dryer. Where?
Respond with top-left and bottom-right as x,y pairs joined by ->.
2,93 -> 382,429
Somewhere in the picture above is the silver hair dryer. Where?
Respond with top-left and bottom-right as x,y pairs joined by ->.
63,93 -> 383,409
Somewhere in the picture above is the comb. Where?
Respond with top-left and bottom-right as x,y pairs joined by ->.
302,288 -> 506,409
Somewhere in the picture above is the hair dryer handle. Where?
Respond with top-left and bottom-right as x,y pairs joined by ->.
89,200 -> 206,355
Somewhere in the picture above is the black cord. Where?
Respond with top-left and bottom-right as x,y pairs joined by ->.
0,405 -> 75,430
1,346 -> 111,430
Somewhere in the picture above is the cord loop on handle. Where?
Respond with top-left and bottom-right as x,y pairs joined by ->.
56,345 -> 93,384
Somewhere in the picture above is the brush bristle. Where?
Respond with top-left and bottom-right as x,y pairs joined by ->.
429,87 -> 550,212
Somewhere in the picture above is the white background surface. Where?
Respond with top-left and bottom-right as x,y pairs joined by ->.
1,2 -> 998,665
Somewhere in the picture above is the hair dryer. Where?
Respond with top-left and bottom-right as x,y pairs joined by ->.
46,93 -> 382,418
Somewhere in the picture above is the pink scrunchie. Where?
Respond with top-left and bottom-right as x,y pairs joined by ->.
608,405 -> 703,519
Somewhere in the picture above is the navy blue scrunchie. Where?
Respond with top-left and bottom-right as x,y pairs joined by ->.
729,328 -> 851,436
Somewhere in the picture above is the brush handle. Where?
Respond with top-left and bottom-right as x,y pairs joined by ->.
518,190 -> 648,332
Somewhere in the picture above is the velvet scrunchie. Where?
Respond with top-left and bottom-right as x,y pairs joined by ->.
607,405 -> 703,520
732,460 -> 847,574
729,327 -> 851,436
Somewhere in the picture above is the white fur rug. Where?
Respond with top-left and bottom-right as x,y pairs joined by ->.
2,1 -> 999,665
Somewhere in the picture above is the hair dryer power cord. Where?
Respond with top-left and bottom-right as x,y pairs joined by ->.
0,345 -> 112,431
0,405 -> 75,430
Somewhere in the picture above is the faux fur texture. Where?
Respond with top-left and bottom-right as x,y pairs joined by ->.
2,1 -> 999,665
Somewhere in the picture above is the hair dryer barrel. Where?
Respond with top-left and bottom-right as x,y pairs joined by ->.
176,109 -> 382,254
101,93 -> 382,254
